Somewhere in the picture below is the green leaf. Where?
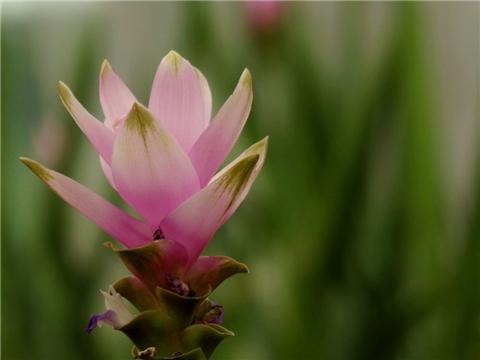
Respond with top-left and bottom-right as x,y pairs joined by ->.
113,276 -> 159,311
119,310 -> 175,353
186,256 -> 249,294
154,286 -> 211,329
180,324 -> 234,359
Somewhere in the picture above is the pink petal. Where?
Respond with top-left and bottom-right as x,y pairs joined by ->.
148,51 -> 208,152
189,69 -> 253,187
195,66 -> 212,128
213,137 -> 268,225
58,82 -> 115,163
99,60 -> 137,130
112,103 -> 200,228
161,137 -> 268,262
99,156 -> 117,190
20,157 -> 152,248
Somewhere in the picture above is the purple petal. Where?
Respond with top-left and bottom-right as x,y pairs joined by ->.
86,310 -> 118,334
206,303 -> 224,324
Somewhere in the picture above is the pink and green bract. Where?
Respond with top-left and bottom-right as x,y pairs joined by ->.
21,50 -> 267,359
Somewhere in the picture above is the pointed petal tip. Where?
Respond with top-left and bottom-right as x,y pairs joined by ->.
240,262 -> 250,274
240,68 -> 252,89
20,157 -> 53,182
125,101 -> 153,130
100,59 -> 111,77
210,324 -> 235,337
259,136 -> 269,151
246,136 -> 269,157
163,50 -> 183,74
167,49 -> 182,58
19,156 -> 30,164
259,135 -> 269,147
103,241 -> 119,250
57,81 -> 71,107
131,101 -> 143,112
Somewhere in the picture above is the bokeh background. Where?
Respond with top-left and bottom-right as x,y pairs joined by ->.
2,2 -> 479,359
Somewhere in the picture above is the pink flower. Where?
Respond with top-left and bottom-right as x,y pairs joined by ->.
245,1 -> 283,33
21,50 -> 268,267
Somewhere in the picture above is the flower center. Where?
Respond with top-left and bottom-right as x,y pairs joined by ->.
166,274 -> 190,296
152,228 -> 164,240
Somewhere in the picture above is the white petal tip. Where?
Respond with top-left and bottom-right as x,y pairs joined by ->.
164,50 -> 183,74
100,59 -> 112,78
240,68 -> 252,88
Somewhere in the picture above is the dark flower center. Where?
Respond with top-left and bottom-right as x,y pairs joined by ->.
166,274 -> 191,296
152,228 -> 164,240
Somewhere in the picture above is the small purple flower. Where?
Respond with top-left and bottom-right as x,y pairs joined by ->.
166,274 -> 190,296
87,287 -> 134,334
204,303 -> 224,325
87,310 -> 118,334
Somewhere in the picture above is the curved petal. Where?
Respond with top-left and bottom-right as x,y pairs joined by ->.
186,256 -> 249,293
20,157 -> 152,248
161,137 -> 268,262
189,69 -> 252,187
109,239 -> 189,292
181,324 -> 233,359
101,286 -> 134,326
112,103 -> 200,227
211,137 -> 268,225
87,310 -> 118,334
113,276 -> 160,311
148,51 -> 208,152
58,81 -> 115,163
99,60 -> 137,130
194,66 -> 212,128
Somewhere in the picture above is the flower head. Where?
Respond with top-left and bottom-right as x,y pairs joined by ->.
21,51 -> 267,359
22,50 -> 267,266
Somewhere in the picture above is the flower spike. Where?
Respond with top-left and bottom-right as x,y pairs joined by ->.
22,51 -> 268,359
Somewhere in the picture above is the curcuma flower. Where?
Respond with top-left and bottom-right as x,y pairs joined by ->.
21,51 -> 267,359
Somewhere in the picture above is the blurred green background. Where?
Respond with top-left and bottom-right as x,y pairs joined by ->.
2,2 -> 479,359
